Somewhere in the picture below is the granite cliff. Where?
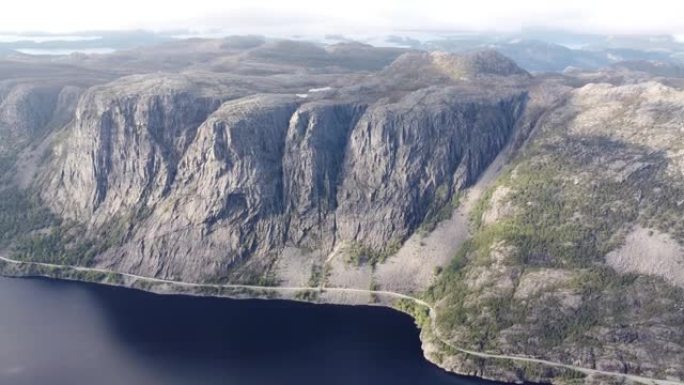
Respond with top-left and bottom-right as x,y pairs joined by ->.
0,39 -> 683,385
39,60 -> 528,282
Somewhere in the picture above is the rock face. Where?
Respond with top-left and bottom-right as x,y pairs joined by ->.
427,76 -> 684,383
42,69 -> 527,281
0,82 -> 80,155
45,75 -> 230,222
5,40 -> 684,385
334,88 -> 525,248
607,226 -> 684,288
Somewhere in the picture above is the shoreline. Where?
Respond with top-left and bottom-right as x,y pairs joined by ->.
0,273 -> 515,385
2,256 -> 682,385
0,257 -> 514,384
0,256 -> 543,384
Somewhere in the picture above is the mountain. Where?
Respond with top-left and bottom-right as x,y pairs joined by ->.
33,48 -> 529,283
426,78 -> 684,382
609,60 -> 684,78
407,32 -> 684,73
0,39 -> 683,385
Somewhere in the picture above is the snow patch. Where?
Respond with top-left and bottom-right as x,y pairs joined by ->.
308,86 -> 332,93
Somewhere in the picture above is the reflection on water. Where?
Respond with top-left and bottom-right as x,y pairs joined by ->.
0,277 -> 505,385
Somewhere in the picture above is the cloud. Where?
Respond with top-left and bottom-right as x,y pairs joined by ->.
1,0 -> 683,36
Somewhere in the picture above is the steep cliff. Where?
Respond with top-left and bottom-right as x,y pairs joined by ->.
424,77 -> 684,384
37,69 -> 527,282
0,82 -> 81,172
3,41 -> 683,385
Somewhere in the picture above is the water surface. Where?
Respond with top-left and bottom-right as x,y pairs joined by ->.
0,277 -> 506,385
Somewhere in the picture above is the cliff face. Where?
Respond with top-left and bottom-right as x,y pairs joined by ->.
3,41 -> 684,385
425,78 -> 684,383
334,88 -> 525,248
41,71 -> 527,281
45,77 -> 228,222
0,82 -> 81,156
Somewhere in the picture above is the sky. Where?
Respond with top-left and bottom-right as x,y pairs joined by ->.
2,0 -> 684,36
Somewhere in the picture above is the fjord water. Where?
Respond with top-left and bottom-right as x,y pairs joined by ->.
0,277 -> 502,385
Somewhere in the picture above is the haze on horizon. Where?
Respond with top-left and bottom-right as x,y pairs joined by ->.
3,0 -> 684,38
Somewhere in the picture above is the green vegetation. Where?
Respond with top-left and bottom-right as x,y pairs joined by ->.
307,263 -> 331,287
255,274 -> 279,287
13,214 -> 130,267
0,184 -> 154,268
425,240 -> 470,302
0,167 -> 173,268
480,356 -> 586,384
13,223 -> 91,265
433,265 -> 443,276
295,263 -> 332,301
420,185 -> 462,233
394,298 -> 430,328
344,240 -> 401,267
294,289 -> 320,301
464,137 -> 671,269
0,186 -> 58,247
469,185 -> 496,231
250,261 -> 280,287
369,278 -> 380,303
427,134 -> 684,358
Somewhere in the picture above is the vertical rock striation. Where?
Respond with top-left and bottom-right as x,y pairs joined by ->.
40,79 -> 526,281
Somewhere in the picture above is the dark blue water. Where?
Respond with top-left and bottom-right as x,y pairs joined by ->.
0,277 -> 504,385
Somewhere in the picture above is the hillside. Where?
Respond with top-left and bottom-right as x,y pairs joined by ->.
0,39 -> 683,385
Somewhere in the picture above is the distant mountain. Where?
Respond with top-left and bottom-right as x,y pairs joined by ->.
490,39 -> 608,72
420,37 -> 684,72
0,38 -> 683,385
610,60 -> 684,77
4,29 -> 684,72
0,30 -> 171,52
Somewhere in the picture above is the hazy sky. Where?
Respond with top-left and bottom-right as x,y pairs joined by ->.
2,0 -> 684,36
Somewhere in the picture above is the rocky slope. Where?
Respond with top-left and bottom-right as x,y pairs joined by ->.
0,82 -> 80,171
424,75 -> 684,384
1,40 -> 684,385
39,68 -> 527,283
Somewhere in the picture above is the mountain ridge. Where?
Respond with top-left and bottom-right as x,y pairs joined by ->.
0,40 -> 683,385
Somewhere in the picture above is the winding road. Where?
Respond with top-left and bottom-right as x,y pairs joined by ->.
0,254 -> 681,385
